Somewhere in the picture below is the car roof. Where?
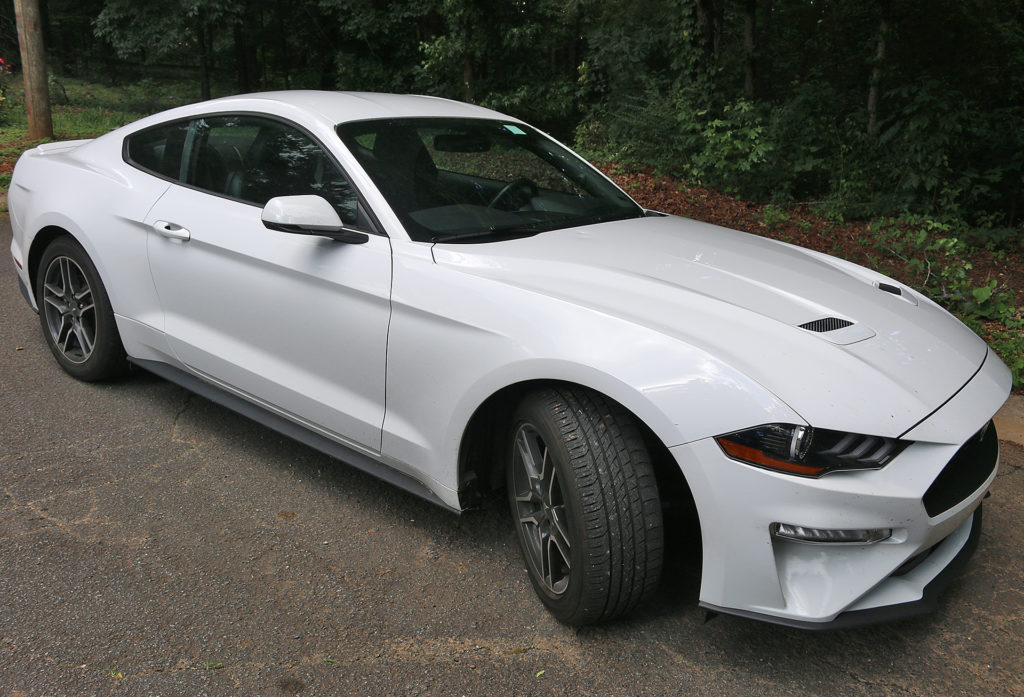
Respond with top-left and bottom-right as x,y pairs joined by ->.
251,91 -> 510,122
126,91 -> 515,132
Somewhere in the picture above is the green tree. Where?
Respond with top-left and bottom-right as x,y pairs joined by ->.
94,0 -> 242,98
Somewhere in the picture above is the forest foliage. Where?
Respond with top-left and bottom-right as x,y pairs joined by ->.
0,0 -> 1021,381
1,0 -> 1020,234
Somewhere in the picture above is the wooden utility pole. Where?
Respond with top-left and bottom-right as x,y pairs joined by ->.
13,0 -> 53,140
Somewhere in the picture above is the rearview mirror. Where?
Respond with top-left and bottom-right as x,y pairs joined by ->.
261,195 -> 368,244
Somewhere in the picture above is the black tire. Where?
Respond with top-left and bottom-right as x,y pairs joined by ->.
35,236 -> 127,381
507,386 -> 664,625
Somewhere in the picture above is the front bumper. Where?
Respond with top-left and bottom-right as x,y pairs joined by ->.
670,345 -> 1010,629
700,504 -> 983,630
671,429 -> 997,628
671,345 -> 1007,626
16,273 -> 35,310
10,234 -> 38,312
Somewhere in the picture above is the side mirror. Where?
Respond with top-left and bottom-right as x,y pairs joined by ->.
261,195 -> 368,244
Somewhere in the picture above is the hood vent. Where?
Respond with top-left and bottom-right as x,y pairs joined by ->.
878,282 -> 902,296
799,317 -> 854,333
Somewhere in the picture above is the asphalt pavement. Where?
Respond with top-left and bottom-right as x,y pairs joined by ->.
2,218 -> 1023,696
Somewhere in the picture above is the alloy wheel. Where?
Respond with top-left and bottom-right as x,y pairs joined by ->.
511,423 -> 573,595
41,255 -> 96,364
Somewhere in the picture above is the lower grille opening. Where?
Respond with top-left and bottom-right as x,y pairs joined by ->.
892,544 -> 937,577
922,422 -> 998,517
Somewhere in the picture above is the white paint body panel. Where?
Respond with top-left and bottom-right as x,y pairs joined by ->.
677,351 -> 1007,623
146,183 -> 392,453
8,91 -> 1011,625
262,194 -> 344,230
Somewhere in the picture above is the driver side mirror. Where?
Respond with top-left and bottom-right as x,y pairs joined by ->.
261,195 -> 369,244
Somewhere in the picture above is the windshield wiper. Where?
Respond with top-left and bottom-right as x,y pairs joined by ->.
430,224 -> 546,244
428,210 -> 641,244
570,210 -> 644,227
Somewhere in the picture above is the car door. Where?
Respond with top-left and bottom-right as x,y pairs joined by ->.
144,114 -> 391,453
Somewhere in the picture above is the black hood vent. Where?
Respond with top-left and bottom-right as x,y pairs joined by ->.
799,317 -> 854,333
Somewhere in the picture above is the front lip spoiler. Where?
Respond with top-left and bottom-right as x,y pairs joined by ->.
699,504 -> 984,631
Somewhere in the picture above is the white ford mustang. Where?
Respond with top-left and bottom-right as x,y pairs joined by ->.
8,91 -> 1011,628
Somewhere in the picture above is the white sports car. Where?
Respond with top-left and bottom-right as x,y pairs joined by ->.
8,91 -> 1010,628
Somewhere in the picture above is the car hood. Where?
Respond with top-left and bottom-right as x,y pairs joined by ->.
431,215 -> 988,438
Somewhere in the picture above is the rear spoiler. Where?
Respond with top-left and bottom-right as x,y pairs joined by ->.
33,139 -> 93,156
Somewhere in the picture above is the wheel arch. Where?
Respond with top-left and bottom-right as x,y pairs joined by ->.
27,225 -> 76,293
456,378 -> 692,517
23,210 -> 136,320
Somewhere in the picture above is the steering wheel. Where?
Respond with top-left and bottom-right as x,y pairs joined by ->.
488,177 -> 539,210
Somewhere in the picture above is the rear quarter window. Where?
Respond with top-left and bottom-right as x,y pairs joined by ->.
125,121 -> 190,180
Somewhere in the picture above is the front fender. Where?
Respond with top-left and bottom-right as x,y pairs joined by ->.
381,245 -> 802,499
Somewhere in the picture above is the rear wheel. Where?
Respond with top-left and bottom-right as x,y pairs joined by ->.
35,237 -> 127,381
507,386 -> 663,624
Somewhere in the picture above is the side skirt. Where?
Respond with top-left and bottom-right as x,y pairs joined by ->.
130,357 -> 460,514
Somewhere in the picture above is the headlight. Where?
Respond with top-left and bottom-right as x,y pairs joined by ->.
715,423 -> 909,477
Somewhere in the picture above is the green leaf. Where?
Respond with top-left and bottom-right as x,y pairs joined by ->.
972,283 -> 995,304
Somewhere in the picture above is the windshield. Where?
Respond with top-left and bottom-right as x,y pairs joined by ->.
336,118 -> 643,243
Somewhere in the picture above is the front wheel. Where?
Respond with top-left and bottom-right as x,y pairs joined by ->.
35,236 -> 127,381
507,387 -> 664,625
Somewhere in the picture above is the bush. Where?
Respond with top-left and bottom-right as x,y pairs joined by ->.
679,98 -> 774,196
575,87 -> 690,173
577,74 -> 1024,234
0,57 -> 11,123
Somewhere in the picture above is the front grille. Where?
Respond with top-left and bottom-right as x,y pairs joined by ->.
923,421 -> 998,517
799,317 -> 854,333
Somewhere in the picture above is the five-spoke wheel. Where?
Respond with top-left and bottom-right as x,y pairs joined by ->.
35,237 -> 126,381
511,422 -> 573,596
41,254 -> 97,364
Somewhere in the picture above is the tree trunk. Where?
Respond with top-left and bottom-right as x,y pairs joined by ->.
866,3 -> 890,137
743,0 -> 756,99
277,10 -> 290,87
234,23 -> 252,93
197,22 -> 211,100
258,5 -> 267,88
275,0 -> 291,88
13,0 -> 53,140
319,53 -> 336,90
462,54 -> 475,103
694,0 -> 723,58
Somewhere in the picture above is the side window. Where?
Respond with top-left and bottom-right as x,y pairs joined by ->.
181,115 -> 360,227
125,121 -> 190,180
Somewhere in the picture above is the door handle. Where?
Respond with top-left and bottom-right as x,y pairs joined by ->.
153,220 -> 191,241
